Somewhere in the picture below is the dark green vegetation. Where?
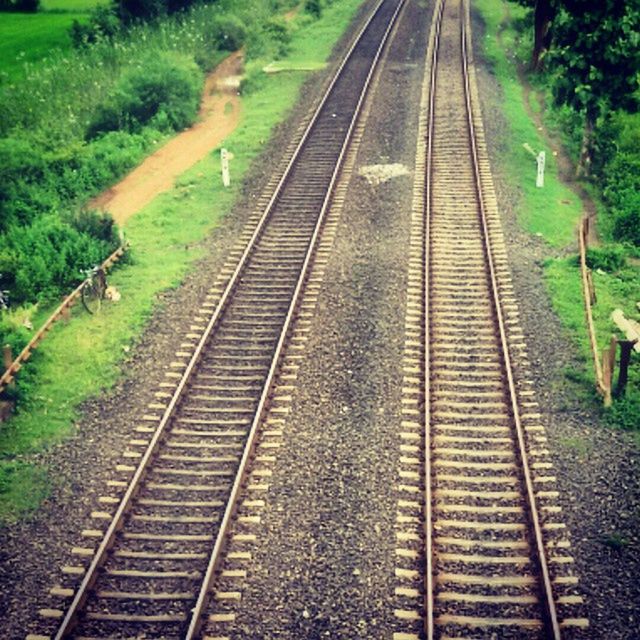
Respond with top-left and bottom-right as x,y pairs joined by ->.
477,0 -> 640,433
0,0 -> 365,521
0,0 -> 298,357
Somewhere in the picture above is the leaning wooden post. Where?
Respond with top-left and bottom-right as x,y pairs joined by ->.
601,336 -> 616,407
3,344 -> 12,375
614,340 -> 637,398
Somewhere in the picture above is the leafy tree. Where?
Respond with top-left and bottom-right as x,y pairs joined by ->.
548,0 -> 640,177
512,0 -> 555,70
114,0 -> 201,23
0,0 -> 40,11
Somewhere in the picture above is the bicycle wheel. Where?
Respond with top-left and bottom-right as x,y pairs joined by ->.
81,277 -> 103,314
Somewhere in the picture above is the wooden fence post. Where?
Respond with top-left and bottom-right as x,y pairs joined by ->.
601,335 -> 616,407
3,344 -> 12,376
614,340 -> 637,398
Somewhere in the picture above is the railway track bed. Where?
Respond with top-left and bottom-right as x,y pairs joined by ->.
13,0 -> 639,637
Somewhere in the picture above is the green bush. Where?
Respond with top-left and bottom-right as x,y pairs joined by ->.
0,0 -> 39,12
246,16 -> 291,59
0,137 -> 50,231
87,52 -> 203,137
70,6 -> 121,48
584,246 -> 627,272
0,215 -> 116,305
207,14 -> 248,52
603,152 -> 640,246
305,0 -> 322,18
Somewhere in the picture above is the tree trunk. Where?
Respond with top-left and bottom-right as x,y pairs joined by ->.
576,114 -> 595,179
531,0 -> 554,71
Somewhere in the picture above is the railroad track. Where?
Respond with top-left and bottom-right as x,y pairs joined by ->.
399,0 -> 590,637
29,0 -> 405,638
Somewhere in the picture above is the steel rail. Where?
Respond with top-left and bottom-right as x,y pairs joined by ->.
458,0 -> 561,637
54,0 -> 399,636
423,0 -> 561,636
423,1 -> 445,637
184,0 -> 406,635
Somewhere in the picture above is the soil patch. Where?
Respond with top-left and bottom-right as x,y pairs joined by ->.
89,50 -> 244,226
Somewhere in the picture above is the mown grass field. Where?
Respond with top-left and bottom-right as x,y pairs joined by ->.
475,0 -> 640,432
0,0 -> 368,522
0,0 -> 106,81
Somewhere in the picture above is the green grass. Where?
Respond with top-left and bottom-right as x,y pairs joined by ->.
0,0 -> 104,81
0,0 -> 367,522
475,0 -> 583,248
0,13 -> 84,80
41,0 -> 107,11
475,0 -> 640,432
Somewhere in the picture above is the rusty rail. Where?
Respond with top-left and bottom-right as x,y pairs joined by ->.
0,243 -> 129,397
577,216 -> 612,404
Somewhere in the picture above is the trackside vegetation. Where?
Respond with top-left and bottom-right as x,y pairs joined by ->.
0,0 -> 366,521
0,0 -> 298,354
475,0 -> 640,433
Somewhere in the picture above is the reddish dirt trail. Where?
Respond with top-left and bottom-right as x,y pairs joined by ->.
90,51 -> 244,226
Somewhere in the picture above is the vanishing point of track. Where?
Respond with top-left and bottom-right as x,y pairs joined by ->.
50,0 -> 405,636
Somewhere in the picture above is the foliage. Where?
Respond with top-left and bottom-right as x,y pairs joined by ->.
0,0 -> 40,12
207,13 -> 248,52
115,0 -> 201,23
602,151 -> 640,246
584,246 -> 627,272
0,214 -> 117,305
548,1 -> 640,118
88,52 -> 202,137
305,0 -> 322,18
70,4 -> 120,46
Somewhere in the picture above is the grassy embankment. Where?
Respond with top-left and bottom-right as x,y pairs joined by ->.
475,0 -> 640,432
0,0 -> 368,522
0,0 -> 107,82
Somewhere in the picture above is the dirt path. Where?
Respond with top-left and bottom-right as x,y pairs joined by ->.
90,51 -> 244,226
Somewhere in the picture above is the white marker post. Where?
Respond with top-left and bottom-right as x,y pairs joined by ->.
221,148 -> 230,187
523,143 -> 545,188
536,151 -> 546,188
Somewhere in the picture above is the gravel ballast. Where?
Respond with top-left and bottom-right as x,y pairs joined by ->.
471,6 -> 640,638
223,2 -> 432,637
0,0 -> 637,638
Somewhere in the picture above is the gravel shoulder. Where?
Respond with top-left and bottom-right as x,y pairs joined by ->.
0,3 -> 375,637
223,2 -> 432,637
471,6 -> 640,638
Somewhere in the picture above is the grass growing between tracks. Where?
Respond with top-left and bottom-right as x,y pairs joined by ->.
0,0 -> 368,523
475,0 -> 640,434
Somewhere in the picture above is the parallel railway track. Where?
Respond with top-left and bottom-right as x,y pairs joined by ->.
27,0 -> 591,638
42,0 -> 405,637
419,0 -> 587,637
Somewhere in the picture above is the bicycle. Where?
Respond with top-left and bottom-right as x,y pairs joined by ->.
81,266 -> 107,314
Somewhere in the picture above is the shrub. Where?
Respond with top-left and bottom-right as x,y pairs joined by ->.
246,16 -> 291,59
603,152 -> 640,246
584,246 -> 627,272
305,0 -> 322,18
0,0 -> 39,12
65,209 -> 119,245
0,136 -> 52,231
207,14 -> 248,52
87,52 -> 203,138
0,215 -> 116,305
70,6 -> 121,48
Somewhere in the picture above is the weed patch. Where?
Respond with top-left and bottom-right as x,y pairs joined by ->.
475,0 -> 640,432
